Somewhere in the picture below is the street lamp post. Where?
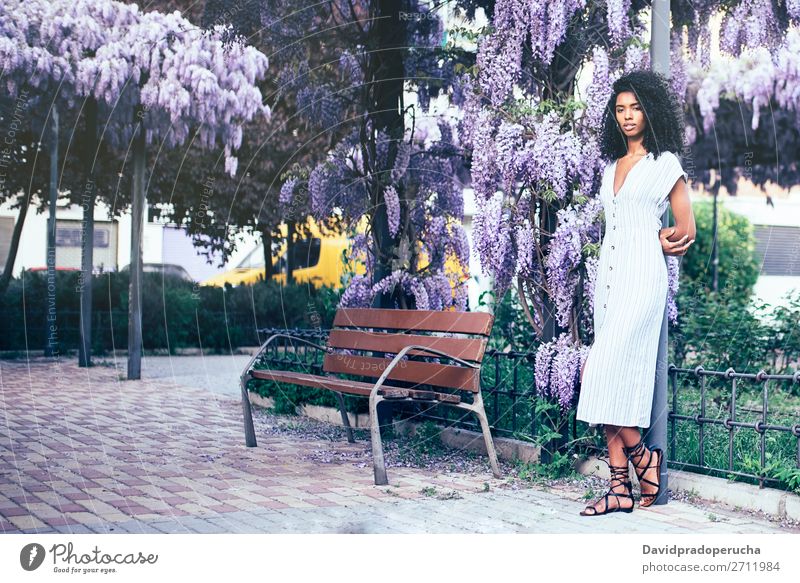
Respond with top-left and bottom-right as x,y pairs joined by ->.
649,0 -> 671,506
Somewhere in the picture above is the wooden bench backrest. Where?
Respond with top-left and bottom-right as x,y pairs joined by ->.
322,308 -> 494,393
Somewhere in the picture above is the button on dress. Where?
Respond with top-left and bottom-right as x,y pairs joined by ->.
576,151 -> 688,428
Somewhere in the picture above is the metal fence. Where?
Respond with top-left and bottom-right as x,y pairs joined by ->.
251,327 -> 800,493
667,365 -> 800,489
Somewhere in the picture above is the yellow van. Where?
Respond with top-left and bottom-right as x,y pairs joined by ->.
201,218 -> 364,289
202,216 -> 468,293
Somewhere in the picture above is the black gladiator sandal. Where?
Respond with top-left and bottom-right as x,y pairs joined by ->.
623,439 -> 663,508
579,463 -> 635,516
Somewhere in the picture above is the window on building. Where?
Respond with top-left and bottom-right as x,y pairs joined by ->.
753,225 -> 800,276
289,238 -> 321,270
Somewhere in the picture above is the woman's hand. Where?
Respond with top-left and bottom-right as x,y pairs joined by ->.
659,227 -> 694,256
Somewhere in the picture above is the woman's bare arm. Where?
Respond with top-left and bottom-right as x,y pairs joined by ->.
659,176 -> 696,256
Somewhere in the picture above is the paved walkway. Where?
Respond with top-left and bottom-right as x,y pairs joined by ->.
137,353 -> 252,398
0,356 -> 795,534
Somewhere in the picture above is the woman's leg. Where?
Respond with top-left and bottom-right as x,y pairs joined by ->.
618,426 -> 662,504
580,424 -> 634,514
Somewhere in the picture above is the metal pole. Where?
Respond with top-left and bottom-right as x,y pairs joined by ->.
712,183 -> 719,291
649,0 -> 671,505
45,106 -> 59,358
127,121 -> 146,379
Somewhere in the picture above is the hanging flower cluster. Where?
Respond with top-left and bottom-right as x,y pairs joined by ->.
534,332 -> 590,412
0,0 -> 270,177
692,25 -> 800,134
475,0 -> 588,107
545,198 -> 603,330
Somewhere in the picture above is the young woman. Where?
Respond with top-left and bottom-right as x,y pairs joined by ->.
576,70 -> 696,516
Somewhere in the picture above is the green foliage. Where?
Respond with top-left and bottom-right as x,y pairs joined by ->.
672,283 -> 800,376
135,273 -> 201,351
479,285 -> 537,352
0,270 -> 340,353
768,465 -> 800,494
512,399 -> 586,482
409,420 -> 443,456
514,450 -> 576,482
671,279 -> 772,372
763,290 -> 800,375
679,199 -> 760,297
668,200 -> 799,374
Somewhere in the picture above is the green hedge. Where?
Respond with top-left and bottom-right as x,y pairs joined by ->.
0,270 -> 341,354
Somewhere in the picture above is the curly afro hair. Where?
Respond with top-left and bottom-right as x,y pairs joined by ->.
599,69 -> 685,163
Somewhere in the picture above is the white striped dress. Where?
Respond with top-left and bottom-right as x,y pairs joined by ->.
576,150 -> 688,428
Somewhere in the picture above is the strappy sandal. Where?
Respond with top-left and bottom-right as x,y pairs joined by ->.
623,439 -> 663,508
579,463 -> 634,516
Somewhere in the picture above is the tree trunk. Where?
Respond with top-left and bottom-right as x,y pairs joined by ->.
45,106 -> 59,357
369,0 -> 405,310
127,121 -> 146,380
0,192 -> 31,298
286,220 -> 296,284
366,0 -> 407,433
261,225 -> 273,280
79,97 -> 98,367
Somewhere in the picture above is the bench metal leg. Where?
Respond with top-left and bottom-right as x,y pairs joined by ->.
471,394 -> 501,479
452,396 -> 501,479
241,377 -> 257,447
334,391 -> 355,443
368,393 -> 389,485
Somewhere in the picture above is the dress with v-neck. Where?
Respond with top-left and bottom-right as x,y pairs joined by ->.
576,150 -> 688,428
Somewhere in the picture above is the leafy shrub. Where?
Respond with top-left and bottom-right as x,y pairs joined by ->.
0,270 -> 341,353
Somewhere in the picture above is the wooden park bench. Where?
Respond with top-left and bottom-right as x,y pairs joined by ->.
239,307 -> 501,485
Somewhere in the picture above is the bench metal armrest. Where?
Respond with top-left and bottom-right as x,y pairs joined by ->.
240,333 -> 331,386
369,343 -> 480,398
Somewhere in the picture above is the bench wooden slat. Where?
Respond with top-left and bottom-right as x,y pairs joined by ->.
333,308 -> 493,336
322,353 -> 480,392
250,369 -> 461,403
326,329 -> 487,363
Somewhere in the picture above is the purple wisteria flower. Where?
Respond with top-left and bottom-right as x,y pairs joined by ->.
517,111 -> 582,200
605,0 -> 632,46
279,177 -> 298,210
720,0 -> 782,57
582,254 -> 599,336
339,274 -> 374,308
372,270 -> 430,310
384,185 -> 401,237
666,255 -> 681,325
534,332 -> 587,411
515,221 -> 535,279
583,47 -> 612,129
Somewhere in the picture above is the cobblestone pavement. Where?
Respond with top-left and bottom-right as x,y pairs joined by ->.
0,357 -> 796,535
122,353 -> 251,398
